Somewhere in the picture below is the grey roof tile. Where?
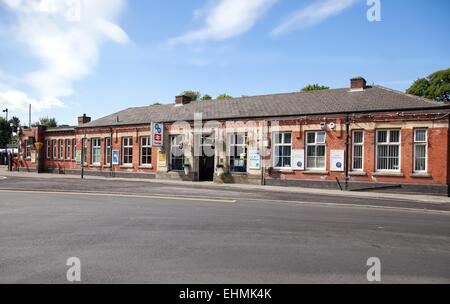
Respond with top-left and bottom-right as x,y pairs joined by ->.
83,86 -> 447,128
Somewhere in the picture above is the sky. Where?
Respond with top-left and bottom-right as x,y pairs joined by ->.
0,0 -> 449,126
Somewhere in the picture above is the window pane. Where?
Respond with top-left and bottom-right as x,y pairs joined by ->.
283,133 -> 292,144
316,132 -> 326,144
415,144 -> 426,171
390,130 -> 400,143
415,129 -> 427,142
377,131 -> 387,143
316,145 -> 326,157
353,131 -> 363,144
307,133 -> 315,144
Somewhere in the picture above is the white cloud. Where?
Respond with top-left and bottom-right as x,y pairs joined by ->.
272,0 -> 360,36
169,0 -> 277,45
0,0 -> 129,114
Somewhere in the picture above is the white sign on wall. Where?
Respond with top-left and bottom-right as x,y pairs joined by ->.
151,122 -> 164,147
249,150 -> 261,170
292,149 -> 305,171
331,150 -> 345,172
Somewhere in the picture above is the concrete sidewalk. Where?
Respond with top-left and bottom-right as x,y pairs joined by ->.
2,168 -> 449,205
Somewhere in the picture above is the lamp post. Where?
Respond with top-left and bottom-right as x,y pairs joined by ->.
2,108 -> 8,122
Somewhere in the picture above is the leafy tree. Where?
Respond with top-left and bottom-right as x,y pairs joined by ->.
33,117 -> 58,128
152,102 -> 162,106
216,94 -> 233,100
406,68 -> 450,102
180,91 -> 200,101
0,117 -> 11,148
301,84 -> 330,92
200,94 -> 212,101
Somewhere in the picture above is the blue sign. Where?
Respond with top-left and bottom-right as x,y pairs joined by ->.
297,161 -> 303,168
112,150 -> 120,165
336,162 -> 342,169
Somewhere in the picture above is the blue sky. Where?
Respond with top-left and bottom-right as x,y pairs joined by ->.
0,0 -> 449,125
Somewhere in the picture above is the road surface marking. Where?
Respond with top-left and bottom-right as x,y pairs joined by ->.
0,189 -> 236,203
0,176 -> 6,180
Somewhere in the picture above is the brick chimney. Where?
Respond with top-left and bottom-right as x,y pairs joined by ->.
175,95 -> 192,105
350,77 -> 367,91
78,114 -> 91,126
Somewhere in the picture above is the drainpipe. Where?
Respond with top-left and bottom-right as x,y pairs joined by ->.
110,127 -> 113,178
81,129 -> 86,179
344,114 -> 350,191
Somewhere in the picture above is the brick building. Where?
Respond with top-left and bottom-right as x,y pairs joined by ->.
18,77 -> 450,195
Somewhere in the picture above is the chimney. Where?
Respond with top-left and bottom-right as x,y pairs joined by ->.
78,114 -> 91,126
350,77 -> 367,91
175,95 -> 192,105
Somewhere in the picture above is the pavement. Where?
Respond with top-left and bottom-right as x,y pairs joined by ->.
1,169 -> 450,213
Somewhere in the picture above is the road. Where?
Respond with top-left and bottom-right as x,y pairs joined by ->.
1,185 -> 449,283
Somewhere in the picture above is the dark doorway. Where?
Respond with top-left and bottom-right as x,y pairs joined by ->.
199,135 -> 215,181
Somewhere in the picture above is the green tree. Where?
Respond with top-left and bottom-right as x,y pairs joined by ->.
0,117 -> 11,148
152,102 -> 162,106
216,94 -> 233,100
180,91 -> 201,101
200,94 -> 212,101
406,68 -> 450,102
33,117 -> 58,128
301,84 -> 330,92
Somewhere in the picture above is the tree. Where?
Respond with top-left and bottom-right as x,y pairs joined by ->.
301,84 -> 330,92
180,91 -> 200,101
0,117 -> 11,148
216,94 -> 233,100
152,102 -> 162,106
33,117 -> 58,128
200,94 -> 212,101
406,68 -> 450,102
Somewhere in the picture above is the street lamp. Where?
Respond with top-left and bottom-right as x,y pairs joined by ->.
2,108 -> 7,122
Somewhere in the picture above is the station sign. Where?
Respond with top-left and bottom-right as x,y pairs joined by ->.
151,123 -> 164,147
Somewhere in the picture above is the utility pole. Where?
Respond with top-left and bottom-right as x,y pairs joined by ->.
81,130 -> 87,179
344,114 -> 351,191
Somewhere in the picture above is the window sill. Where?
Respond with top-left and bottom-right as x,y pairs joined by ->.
411,173 -> 432,178
303,170 -> 329,175
139,165 -> 153,169
120,165 -> 134,169
372,172 -> 404,177
349,171 -> 367,176
272,168 -> 294,173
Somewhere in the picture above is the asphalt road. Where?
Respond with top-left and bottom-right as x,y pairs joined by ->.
1,190 -> 449,284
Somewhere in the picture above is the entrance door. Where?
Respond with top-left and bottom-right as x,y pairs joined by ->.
199,135 -> 215,181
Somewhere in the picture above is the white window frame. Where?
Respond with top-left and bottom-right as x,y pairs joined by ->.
122,137 -> 133,166
273,132 -> 292,169
352,130 -> 364,171
306,131 -> 327,170
413,129 -> 428,173
24,140 -> 31,159
46,140 -> 51,159
58,139 -> 64,160
375,129 -> 401,172
140,136 -> 152,166
91,138 -> 101,166
228,133 -> 248,173
52,140 -> 57,160
104,137 -> 111,166
65,139 -> 71,160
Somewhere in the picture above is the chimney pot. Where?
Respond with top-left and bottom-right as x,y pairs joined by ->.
350,77 -> 367,91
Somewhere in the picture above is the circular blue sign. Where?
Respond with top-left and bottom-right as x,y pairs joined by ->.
336,162 -> 342,168
297,161 -> 303,167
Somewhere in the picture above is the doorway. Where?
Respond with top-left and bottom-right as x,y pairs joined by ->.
199,135 -> 215,181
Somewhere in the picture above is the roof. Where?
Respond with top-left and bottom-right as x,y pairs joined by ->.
83,86 -> 448,128
45,126 -> 76,132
